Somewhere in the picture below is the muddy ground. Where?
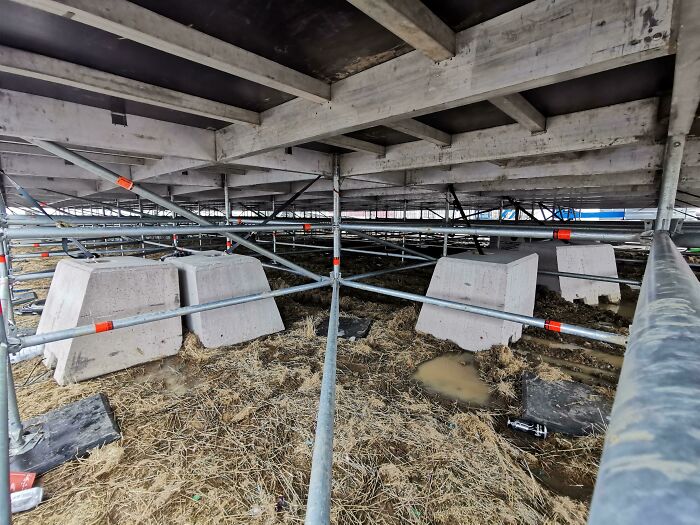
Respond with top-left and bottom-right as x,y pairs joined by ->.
8,243 -> 641,524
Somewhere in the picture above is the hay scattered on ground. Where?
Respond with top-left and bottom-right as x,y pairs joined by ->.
10,248 -> 626,524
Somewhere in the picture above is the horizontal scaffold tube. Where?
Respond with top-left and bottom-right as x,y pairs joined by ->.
588,232 -> 700,524
340,222 -> 642,243
10,271 -> 55,282
17,280 -> 330,350
2,224 -> 328,240
12,247 -> 166,259
340,279 -> 628,346
5,215 -> 198,225
537,270 -> 641,286
344,261 -> 437,281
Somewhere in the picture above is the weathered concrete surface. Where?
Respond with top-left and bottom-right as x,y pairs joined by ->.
416,251 -> 538,351
518,241 -> 621,304
521,372 -> 612,435
169,251 -> 283,348
40,257 -> 182,385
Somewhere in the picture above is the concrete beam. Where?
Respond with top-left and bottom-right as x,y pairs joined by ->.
319,135 -> 385,155
226,148 -> 333,175
668,0 -> 700,136
0,141 -> 146,165
488,93 -> 546,133
341,99 -> 661,175
0,89 -> 216,160
0,153 -> 130,181
217,0 -> 674,161
0,46 -> 260,125
346,0 -> 455,62
10,0 -> 330,103
3,174 -> 99,194
385,119 -> 451,146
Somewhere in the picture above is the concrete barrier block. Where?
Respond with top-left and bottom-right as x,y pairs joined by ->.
416,251 -> 538,351
169,251 -> 284,348
518,241 -> 621,304
38,257 -> 182,385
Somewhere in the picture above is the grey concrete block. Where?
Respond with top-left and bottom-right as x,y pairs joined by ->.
39,257 -> 182,385
169,251 -> 283,348
518,241 -> 621,304
416,251 -> 538,351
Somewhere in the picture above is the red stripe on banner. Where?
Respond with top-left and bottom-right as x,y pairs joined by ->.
116,177 -> 134,190
333,257 -> 340,266
553,229 -> 572,241
544,320 -> 562,332
94,321 -> 114,333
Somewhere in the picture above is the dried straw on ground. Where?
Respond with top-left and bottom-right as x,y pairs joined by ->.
9,249 -> 613,524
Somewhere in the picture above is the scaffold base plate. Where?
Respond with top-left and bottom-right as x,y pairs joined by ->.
10,393 -> 121,475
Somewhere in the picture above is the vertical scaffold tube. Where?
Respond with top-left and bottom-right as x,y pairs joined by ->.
0,305 -> 11,525
589,232 -> 700,524
305,154 -> 341,524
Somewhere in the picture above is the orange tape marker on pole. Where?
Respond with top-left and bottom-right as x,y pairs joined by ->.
553,229 -> 572,241
116,177 -> 134,190
544,320 -> 562,332
333,257 -> 340,266
40,252 -> 49,258
94,321 -> 114,333
303,223 -> 312,232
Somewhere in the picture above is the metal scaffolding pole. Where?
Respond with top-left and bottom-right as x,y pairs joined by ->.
589,231 -> 700,524
344,230 -> 435,261
27,139 -> 325,283
339,223 -> 640,243
341,280 -> 627,346
0,303 -> 10,525
537,270 -> 641,286
4,224 -> 322,240
344,260 -> 437,282
655,136 -> 686,231
305,155 -> 341,524
443,192 -> 450,257
18,281 -> 330,349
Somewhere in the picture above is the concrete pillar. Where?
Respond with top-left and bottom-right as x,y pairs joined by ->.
416,251 -> 538,351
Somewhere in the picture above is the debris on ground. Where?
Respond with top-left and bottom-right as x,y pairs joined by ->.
9,248 -> 633,524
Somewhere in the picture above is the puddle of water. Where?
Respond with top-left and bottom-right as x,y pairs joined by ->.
598,300 -> 637,320
522,335 -> 624,369
413,353 -> 491,406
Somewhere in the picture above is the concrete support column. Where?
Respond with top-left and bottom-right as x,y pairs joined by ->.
655,135 -> 686,231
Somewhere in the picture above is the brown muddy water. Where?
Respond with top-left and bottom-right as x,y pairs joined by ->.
413,352 -> 492,406
521,335 -> 624,370
599,284 -> 639,320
